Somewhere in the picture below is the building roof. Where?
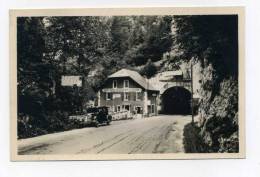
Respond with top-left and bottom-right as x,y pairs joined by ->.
108,69 -> 158,91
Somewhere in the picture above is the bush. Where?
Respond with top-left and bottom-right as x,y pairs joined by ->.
139,59 -> 157,78
18,113 -> 48,139
183,122 -> 209,153
17,109 -> 82,139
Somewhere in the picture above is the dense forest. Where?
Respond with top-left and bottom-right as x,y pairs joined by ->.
17,16 -> 173,138
17,15 -> 239,153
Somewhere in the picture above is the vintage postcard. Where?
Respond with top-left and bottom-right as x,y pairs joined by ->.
10,7 -> 245,160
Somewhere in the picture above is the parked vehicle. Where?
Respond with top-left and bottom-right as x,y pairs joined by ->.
87,107 -> 112,127
69,106 -> 112,127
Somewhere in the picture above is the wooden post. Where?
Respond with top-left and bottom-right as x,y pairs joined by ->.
191,61 -> 194,124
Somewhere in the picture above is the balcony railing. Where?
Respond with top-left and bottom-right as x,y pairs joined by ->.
102,88 -> 142,93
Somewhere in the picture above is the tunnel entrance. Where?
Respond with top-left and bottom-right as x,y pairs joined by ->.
161,87 -> 191,115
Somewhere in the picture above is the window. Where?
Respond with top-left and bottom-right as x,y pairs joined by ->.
124,105 -> 130,111
124,92 -> 129,101
106,92 -> 112,100
117,105 -> 121,112
124,80 -> 129,88
136,92 -> 142,101
113,80 -> 117,88
135,106 -> 142,114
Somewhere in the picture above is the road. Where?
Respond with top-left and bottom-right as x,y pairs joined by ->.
18,115 -> 191,155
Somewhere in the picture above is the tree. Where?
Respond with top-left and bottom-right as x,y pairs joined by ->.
108,16 -> 174,66
172,15 -> 239,152
43,16 -> 113,109
172,15 -> 238,79
110,16 -> 132,54
17,15 -> 175,138
17,17 -> 53,137
142,16 -> 173,62
140,59 -> 158,78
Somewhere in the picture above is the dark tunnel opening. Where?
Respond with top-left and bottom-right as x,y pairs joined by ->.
161,87 -> 191,115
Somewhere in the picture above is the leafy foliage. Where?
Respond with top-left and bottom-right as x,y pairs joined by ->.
183,122 -> 209,153
173,15 -> 239,152
17,16 -> 173,138
173,15 -> 238,79
140,59 -> 158,78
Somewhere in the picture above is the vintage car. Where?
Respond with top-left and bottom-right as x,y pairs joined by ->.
69,106 -> 112,127
86,107 -> 112,127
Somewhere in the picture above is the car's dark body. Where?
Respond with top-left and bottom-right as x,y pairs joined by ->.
69,106 -> 112,127
87,107 -> 112,127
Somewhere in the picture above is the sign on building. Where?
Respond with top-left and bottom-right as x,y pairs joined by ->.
113,94 -> 121,99
159,70 -> 183,82
61,76 -> 82,87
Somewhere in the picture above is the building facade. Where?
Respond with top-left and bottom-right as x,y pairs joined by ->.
97,69 -> 159,117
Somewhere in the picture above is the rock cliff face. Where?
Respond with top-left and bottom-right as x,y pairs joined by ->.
198,63 -> 239,152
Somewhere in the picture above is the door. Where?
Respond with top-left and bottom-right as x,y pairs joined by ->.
124,105 -> 130,111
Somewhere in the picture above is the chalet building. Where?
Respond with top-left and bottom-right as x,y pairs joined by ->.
97,69 -> 160,117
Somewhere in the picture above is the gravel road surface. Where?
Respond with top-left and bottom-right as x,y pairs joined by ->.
18,115 -> 191,155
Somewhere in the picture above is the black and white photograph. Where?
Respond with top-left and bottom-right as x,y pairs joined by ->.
10,8 -> 245,160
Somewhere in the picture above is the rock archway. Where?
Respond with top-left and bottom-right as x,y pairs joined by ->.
161,87 -> 191,115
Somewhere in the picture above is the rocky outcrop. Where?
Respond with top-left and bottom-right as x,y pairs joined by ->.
197,63 -> 239,152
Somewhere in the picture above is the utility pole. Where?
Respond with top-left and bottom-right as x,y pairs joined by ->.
145,75 -> 149,117
190,60 -> 194,124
